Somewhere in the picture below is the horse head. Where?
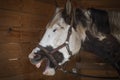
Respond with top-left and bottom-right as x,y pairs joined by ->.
28,0 -> 91,76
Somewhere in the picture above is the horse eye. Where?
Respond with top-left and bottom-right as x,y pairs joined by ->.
61,27 -> 64,29
53,29 -> 57,32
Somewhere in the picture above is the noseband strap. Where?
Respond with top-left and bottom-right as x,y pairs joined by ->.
37,45 -> 59,68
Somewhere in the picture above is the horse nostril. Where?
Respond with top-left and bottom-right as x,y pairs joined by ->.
34,54 -> 39,58
28,53 -> 35,59
34,54 -> 41,59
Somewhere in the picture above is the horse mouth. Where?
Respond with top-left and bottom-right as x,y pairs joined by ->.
34,58 -> 48,68
29,46 -> 64,76
35,59 -> 44,68
29,53 -> 50,68
29,56 -> 46,68
38,59 -> 56,76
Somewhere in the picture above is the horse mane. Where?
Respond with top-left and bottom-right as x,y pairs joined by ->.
46,9 -> 63,28
72,8 -> 120,42
73,8 -> 88,29
69,8 -> 111,34
89,8 -> 111,34
108,11 -> 120,42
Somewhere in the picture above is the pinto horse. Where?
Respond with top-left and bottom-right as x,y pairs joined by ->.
28,0 -> 120,77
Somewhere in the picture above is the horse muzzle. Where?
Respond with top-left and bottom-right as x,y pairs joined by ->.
28,46 -> 64,76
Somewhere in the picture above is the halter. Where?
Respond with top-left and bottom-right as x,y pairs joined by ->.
37,19 -> 73,69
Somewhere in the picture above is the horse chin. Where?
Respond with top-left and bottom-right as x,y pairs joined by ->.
35,59 -> 55,76
43,66 -> 55,76
43,59 -> 55,76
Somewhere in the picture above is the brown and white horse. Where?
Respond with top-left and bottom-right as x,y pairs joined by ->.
28,0 -> 120,76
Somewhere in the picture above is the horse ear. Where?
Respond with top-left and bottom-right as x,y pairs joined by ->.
65,0 -> 72,15
62,0 -> 73,24
55,8 -> 61,13
54,0 -> 60,13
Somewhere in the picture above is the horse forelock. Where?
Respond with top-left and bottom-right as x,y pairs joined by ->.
46,8 -> 89,31
46,9 -> 66,28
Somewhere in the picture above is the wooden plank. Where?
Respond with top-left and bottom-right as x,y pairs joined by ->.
20,30 -> 45,42
0,70 -> 83,80
75,51 -> 104,63
0,10 -> 47,43
0,72 -> 43,80
19,42 -> 38,57
0,43 -> 22,78
76,62 -> 114,70
0,0 -> 22,11
0,10 -> 21,26
34,0 -> 120,11
20,13 -> 46,42
77,0 -> 120,10
21,13 -> 48,30
0,43 -> 39,78
0,26 -> 45,43
22,0 -> 55,15
0,25 -> 45,43
0,26 -> 20,43
0,43 -> 21,61
80,69 -> 118,77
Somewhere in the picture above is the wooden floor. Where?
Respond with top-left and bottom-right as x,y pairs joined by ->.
0,0 -> 120,80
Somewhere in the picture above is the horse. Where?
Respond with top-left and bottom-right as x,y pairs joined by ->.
28,0 -> 120,77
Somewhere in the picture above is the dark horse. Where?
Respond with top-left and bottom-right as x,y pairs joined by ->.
28,0 -> 120,78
